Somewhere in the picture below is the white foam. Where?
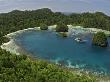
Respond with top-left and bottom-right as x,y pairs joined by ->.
1,39 -> 20,55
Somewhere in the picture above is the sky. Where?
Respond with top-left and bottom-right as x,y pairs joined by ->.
0,0 -> 110,15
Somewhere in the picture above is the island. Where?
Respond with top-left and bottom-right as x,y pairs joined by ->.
56,23 -> 68,37
92,32 -> 108,47
40,24 -> 48,30
56,23 -> 68,32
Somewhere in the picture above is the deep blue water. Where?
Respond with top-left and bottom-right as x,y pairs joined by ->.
15,30 -> 110,75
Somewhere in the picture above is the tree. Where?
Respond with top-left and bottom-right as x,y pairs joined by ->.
40,24 -> 48,30
92,32 -> 108,47
56,23 -> 68,32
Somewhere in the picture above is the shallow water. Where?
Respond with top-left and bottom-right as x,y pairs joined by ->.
15,30 -> 110,75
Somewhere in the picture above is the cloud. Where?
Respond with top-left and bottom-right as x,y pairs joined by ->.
78,0 -> 90,2
0,0 -> 110,15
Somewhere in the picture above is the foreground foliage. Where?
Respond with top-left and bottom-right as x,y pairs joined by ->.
92,32 -> 108,47
0,49 -> 96,82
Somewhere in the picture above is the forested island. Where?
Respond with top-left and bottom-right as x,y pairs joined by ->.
0,8 -> 110,82
92,32 -> 108,47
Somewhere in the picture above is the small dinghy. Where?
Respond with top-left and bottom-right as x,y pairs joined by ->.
75,38 -> 87,43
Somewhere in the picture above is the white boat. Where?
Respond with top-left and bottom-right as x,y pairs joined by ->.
75,38 -> 87,43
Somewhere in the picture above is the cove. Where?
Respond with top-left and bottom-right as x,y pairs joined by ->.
15,30 -> 110,75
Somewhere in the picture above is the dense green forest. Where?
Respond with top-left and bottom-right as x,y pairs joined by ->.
0,8 -> 110,82
0,8 -> 110,37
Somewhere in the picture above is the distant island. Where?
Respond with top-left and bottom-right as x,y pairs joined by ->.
0,8 -> 110,82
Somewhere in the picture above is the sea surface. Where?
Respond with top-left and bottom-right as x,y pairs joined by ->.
15,30 -> 110,75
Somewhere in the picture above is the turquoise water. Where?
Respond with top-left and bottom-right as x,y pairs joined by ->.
15,30 -> 110,75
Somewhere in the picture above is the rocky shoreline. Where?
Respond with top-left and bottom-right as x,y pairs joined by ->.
0,25 -> 57,55
68,25 -> 110,36
1,27 -> 40,55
